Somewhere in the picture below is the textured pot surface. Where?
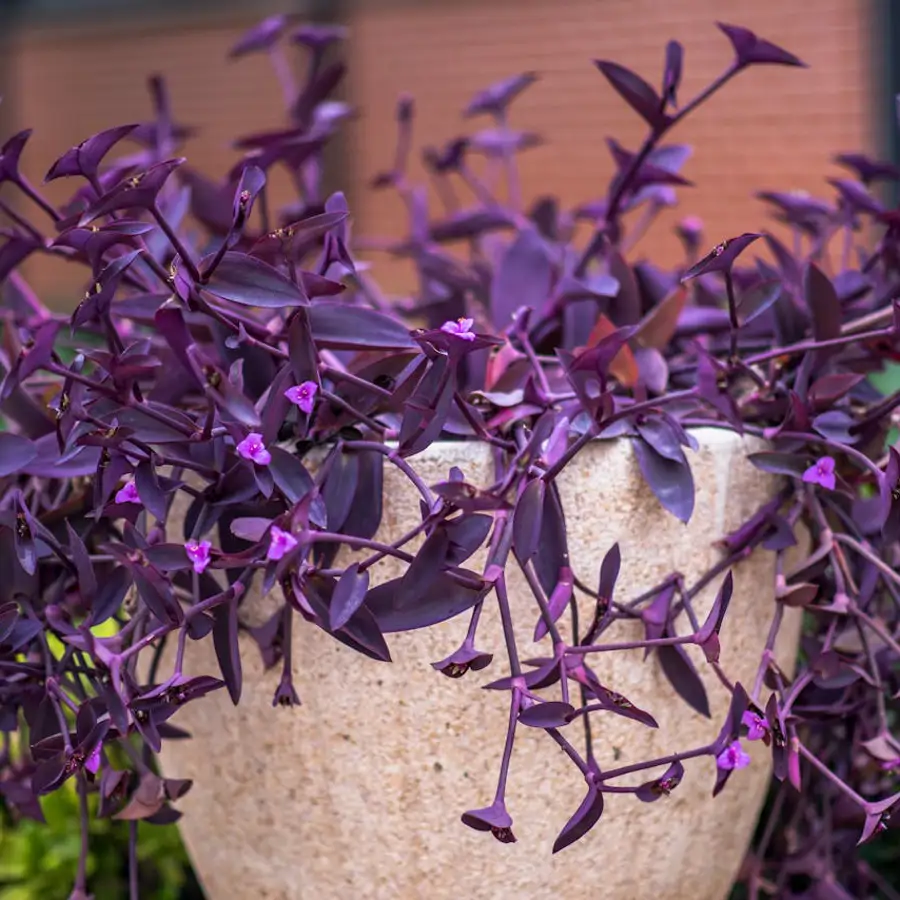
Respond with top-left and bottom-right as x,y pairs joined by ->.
159,430 -> 801,900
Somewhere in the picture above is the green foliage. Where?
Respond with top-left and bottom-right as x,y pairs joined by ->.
0,783 -> 198,900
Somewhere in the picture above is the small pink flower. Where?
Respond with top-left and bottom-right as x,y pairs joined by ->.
266,525 -> 298,561
284,380 -> 318,415
114,480 -> 141,505
236,432 -> 271,466
184,539 -> 212,574
440,317 -> 476,341
802,456 -> 836,491
85,743 -> 101,776
716,739 -> 751,771
880,757 -> 900,772
742,710 -> 769,742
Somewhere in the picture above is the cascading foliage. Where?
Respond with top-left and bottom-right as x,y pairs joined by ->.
0,14 -> 899,899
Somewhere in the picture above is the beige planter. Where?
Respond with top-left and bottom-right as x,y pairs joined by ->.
159,429 -> 801,900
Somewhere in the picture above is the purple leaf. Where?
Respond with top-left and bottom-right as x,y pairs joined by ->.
229,15 -> 289,58
513,478 -> 545,564
201,252 -> 308,308
552,783 -> 604,853
341,451 -> 384,540
0,131 -> 32,183
329,563 -> 370,631
88,566 -> 131,627
308,302 -> 415,350
681,233 -> 761,281
534,566 -> 574,643
268,447 -> 315,507
79,158 -> 185,223
594,60 -> 665,129
212,592 -> 242,704
518,700 -> 575,728
717,22 -> 807,69
658,642 -> 710,717
696,571 -> 734,663
464,72 -> 537,118
45,124 -> 138,182
490,227 -> 553,330
0,432 -> 36,477
633,436 -> 695,523
747,451 -> 809,478
365,572 -> 484,632
661,40 -> 683,107
321,449 -> 360,533
803,262 -> 841,348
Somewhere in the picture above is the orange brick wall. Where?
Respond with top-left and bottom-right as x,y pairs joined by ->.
3,0 -> 880,304
344,0 -> 878,291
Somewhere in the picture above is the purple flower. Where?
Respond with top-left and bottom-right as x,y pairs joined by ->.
716,739 -> 751,771
461,800 -> 516,843
431,641 -> 494,678
114,480 -> 141,505
742,710 -> 770,742
802,456 -> 836,491
284,380 -> 318,415
236,432 -> 272,466
184,539 -> 212,574
440,317 -> 476,341
266,525 -> 298,561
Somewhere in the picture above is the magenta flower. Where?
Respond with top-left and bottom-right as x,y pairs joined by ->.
284,380 -> 318,415
236,432 -> 271,466
742,710 -> 769,742
440,316 -> 476,341
802,456 -> 836,490
114,480 -> 141,505
266,525 -> 298,561
716,739 -> 751,771
184,539 -> 212,574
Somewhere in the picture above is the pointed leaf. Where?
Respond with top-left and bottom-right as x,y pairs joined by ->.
201,251 -> 308,308
307,302 -> 415,350
633,437 -> 695,523
552,785 -> 604,853
490,226 -> 553,330
212,592 -> 242,704
329,563 -> 370,631
594,60 -> 665,128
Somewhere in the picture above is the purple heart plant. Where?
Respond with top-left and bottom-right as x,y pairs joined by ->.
1,15 -> 900,899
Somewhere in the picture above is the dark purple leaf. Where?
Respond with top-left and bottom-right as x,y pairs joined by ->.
45,124 -> 138,182
803,262 -> 841,347
268,447 -> 315,506
534,566 -> 574,643
552,783 -> 604,853
747,451 -> 809,478
681,233 -> 761,281
518,701 -> 575,728
0,432 -> 36,477
717,22 -> 807,68
88,566 -> 131,627
662,40 -> 683,107
696,571 -> 734,663
79,158 -> 185,223
633,436 -> 694,523
308,302 -> 415,350
366,572 -> 484,632
513,478 -> 545,564
341,451 -> 384,540
212,592 -> 242,704
489,226 -> 553,330
229,15 -> 288,58
464,72 -> 537,118
329,563 -> 370,631
321,448 -> 359,533
201,252 -> 308,308
658,642 -> 710,717
594,60 -> 665,129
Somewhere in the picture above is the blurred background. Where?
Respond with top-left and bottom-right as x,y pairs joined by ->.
0,0 -> 897,896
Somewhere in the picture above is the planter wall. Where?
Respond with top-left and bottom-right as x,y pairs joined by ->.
159,429 -> 802,900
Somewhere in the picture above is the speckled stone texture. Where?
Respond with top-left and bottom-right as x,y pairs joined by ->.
158,430 -> 801,900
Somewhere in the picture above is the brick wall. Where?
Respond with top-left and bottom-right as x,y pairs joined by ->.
4,0 -> 880,304
344,0 -> 878,291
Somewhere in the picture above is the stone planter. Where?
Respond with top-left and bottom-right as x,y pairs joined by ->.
158,429 -> 802,900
